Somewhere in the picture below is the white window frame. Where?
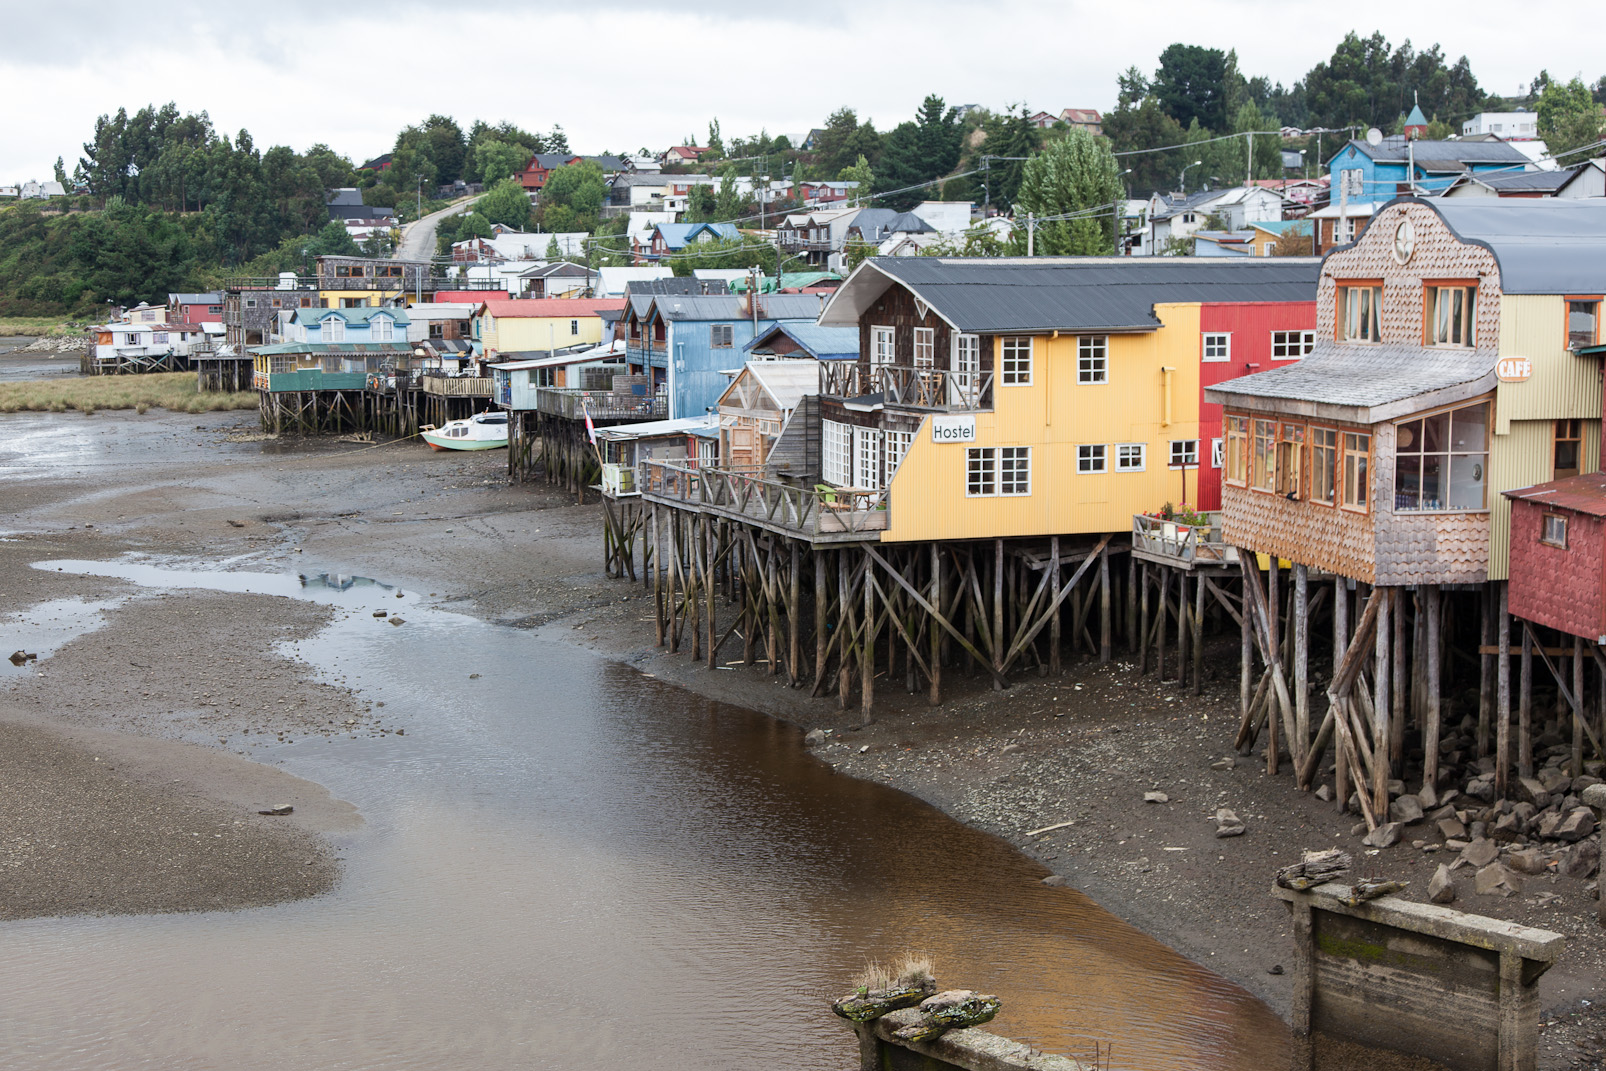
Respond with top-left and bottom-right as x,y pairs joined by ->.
855,426 -> 882,490
913,327 -> 935,370
884,429 -> 914,479
1000,336 -> 1033,386
570,319 -> 581,337
870,325 -> 895,370
1271,330 -> 1315,359
822,420 -> 852,486
324,316 -> 345,342
1116,443 -> 1147,472
1201,333 -> 1231,362
999,446 -> 1031,496
370,315 -> 393,341
1169,439 -> 1198,468
1077,336 -> 1108,384
1077,444 -> 1107,474
951,333 -> 980,386
1211,437 -> 1225,469
966,447 -> 997,496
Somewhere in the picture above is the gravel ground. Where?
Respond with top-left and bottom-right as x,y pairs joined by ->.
2,408 -> 1602,1067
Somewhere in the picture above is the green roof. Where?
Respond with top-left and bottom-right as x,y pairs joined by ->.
289,306 -> 411,325
1249,219 -> 1311,236
730,271 -> 842,293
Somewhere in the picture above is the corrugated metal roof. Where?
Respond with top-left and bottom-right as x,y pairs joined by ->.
821,257 -> 1321,334
477,298 -> 626,318
653,293 -> 826,322
1504,471 -> 1606,516
595,414 -> 716,441
1459,168 -> 1575,193
744,322 -> 859,360
250,341 -> 414,355
1206,343 -> 1495,422
1420,197 -> 1606,295
1340,137 -> 1530,167
740,359 -> 821,412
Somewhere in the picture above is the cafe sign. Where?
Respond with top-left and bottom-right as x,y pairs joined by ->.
930,414 -> 976,443
1496,356 -> 1532,383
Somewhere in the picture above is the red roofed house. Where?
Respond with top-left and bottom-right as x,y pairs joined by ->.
471,298 -> 626,354
663,146 -> 710,165
1058,108 -> 1103,135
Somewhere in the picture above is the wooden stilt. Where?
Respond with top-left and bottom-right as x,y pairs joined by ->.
929,543 -> 942,705
1126,554 -> 1138,654
1479,583 -> 1495,757
1519,626 -> 1533,779
815,551 -> 829,689
788,541 -> 801,687
1494,583 -> 1510,796
1424,585 -> 1442,793
1334,579 -> 1350,811
1373,588 -> 1392,818
1100,545 -> 1112,664
1139,563 -> 1152,675
1049,538 -> 1062,675
1391,582 -> 1407,778
861,550 -> 875,722
838,551 -> 852,709
1241,573 -> 1252,724
1293,564 -> 1310,764
1191,564 -> 1204,695
1573,634 -> 1586,777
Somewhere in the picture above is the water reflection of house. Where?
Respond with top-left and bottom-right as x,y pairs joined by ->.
1205,197 -> 1606,811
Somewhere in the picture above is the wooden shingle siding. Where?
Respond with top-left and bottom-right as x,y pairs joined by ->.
1370,422 -> 1491,585
857,286 -> 995,378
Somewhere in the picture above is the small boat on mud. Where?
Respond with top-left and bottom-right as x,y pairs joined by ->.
420,411 -> 509,451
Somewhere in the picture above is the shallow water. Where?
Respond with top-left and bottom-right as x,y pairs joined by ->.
0,558 -> 1289,1070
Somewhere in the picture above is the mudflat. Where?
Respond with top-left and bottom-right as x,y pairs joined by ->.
1,408 -> 1602,1068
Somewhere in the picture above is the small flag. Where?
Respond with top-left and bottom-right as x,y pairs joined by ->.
583,399 -> 598,444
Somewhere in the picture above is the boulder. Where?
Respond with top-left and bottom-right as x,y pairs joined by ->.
1437,817 -> 1468,841
1580,783 -> 1606,812
1474,863 -> 1523,897
1144,791 -> 1170,804
1561,840 -> 1601,880
1541,769 -> 1572,794
1554,808 -> 1596,843
1214,808 -> 1246,838
1428,864 -> 1457,904
1465,776 -> 1495,803
1491,813 -> 1525,843
1314,784 -> 1334,803
1460,838 -> 1499,868
1418,784 -> 1440,809
1391,795 -> 1425,825
1517,777 -> 1551,810
804,729 -> 827,747
1506,849 -> 1548,876
1363,822 -> 1403,849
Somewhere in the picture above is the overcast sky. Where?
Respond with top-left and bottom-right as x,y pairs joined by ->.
3,0 -> 1597,182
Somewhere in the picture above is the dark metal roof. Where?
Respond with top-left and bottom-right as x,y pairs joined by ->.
1504,471 -> 1606,517
1337,137 -> 1530,167
1461,168 -> 1576,193
822,257 -> 1321,334
1419,197 -> 1606,295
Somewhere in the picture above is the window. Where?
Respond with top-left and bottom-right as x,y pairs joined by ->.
1340,285 -> 1382,342
1000,336 -> 1032,385
1393,403 -> 1488,511
711,323 -> 734,348
1342,432 -> 1371,512
966,447 -> 997,496
1170,440 -> 1199,467
952,333 -> 980,387
370,316 -> 393,341
1202,333 -> 1231,362
324,316 -> 345,342
855,427 -> 881,489
913,327 -> 935,369
1271,330 -> 1316,358
870,326 -> 895,370
1542,513 -> 1569,548
430,322 -> 445,339
207,305 -> 222,314
1077,444 -> 1107,474
1211,437 -> 1224,470
1569,301 -> 1599,349
1429,286 -> 1475,347
1077,336 -> 1107,383
1116,443 -> 1146,471
245,299 -> 257,308
153,332 -> 169,344
999,447 -> 1031,495
1310,427 -> 1337,505
822,420 -> 852,486
1556,419 -> 1583,478
1276,423 -> 1304,497
1224,415 -> 1248,485
570,319 -> 580,337
1251,419 -> 1277,491
885,429 -> 914,479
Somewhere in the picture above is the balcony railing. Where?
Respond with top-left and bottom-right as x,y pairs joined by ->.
641,460 -> 889,538
820,363 -> 994,411
778,235 -> 834,252
421,373 -> 493,397
535,387 -> 666,421
1131,512 -> 1238,566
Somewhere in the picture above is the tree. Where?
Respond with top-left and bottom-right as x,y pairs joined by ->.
545,236 -> 562,260
1152,44 -> 1231,132
546,124 -> 570,154
977,106 -> 1040,210
668,235 -> 776,277
1102,97 -> 1184,197
1537,77 -> 1604,159
812,108 -> 881,177
1010,130 -> 1125,256
874,122 -> 924,210
1271,226 -> 1314,256
537,160 -> 605,233
53,157 -> 68,186
838,155 -> 874,207
706,118 -> 724,158
306,219 -> 361,257
478,177 -> 532,230
456,211 -> 493,240
472,139 -> 531,184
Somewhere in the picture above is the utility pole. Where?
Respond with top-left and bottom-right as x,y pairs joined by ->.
1245,130 -> 1253,187
1026,212 -> 1034,256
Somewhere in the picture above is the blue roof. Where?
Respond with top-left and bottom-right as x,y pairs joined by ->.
743,322 -> 859,361
653,222 -> 742,250
1249,219 -> 1311,236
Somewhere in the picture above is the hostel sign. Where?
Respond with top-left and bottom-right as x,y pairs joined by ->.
930,415 -> 976,443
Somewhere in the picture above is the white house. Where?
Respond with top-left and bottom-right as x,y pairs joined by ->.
91,321 -> 207,362
1142,186 -> 1283,254
20,180 -> 66,199
1461,112 -> 1541,139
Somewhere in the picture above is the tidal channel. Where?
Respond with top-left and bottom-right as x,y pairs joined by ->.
0,559 -> 1288,1070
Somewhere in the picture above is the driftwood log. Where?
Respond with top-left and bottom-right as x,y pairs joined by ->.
831,978 -> 937,1023
888,990 -> 1002,1042
1274,848 -> 1352,891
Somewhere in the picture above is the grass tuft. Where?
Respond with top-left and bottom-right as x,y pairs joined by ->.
0,372 -> 257,415
852,953 -> 935,993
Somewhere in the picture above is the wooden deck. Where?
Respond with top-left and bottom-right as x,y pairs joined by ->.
421,374 -> 493,398
1129,512 -> 1240,572
640,460 -> 888,545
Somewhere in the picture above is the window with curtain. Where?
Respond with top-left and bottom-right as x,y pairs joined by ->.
822,420 -> 852,486
1340,285 -> 1381,342
1342,432 -> 1370,512
1224,415 -> 1248,485
1310,427 -> 1337,504
1251,419 -> 1277,491
1393,403 -> 1487,511
1428,286 -> 1475,347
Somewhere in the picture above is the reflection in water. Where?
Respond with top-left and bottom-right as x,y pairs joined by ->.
0,595 -> 123,675
0,560 -> 1288,1071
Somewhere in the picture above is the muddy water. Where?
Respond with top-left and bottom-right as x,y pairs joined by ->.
0,560 -> 1288,1071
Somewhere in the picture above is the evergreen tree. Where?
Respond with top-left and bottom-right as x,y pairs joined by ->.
1011,130 -> 1124,256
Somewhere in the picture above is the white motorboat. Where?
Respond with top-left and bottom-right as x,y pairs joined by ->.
420,411 -> 509,451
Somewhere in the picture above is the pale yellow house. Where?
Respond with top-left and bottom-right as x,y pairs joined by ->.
472,298 -> 626,354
